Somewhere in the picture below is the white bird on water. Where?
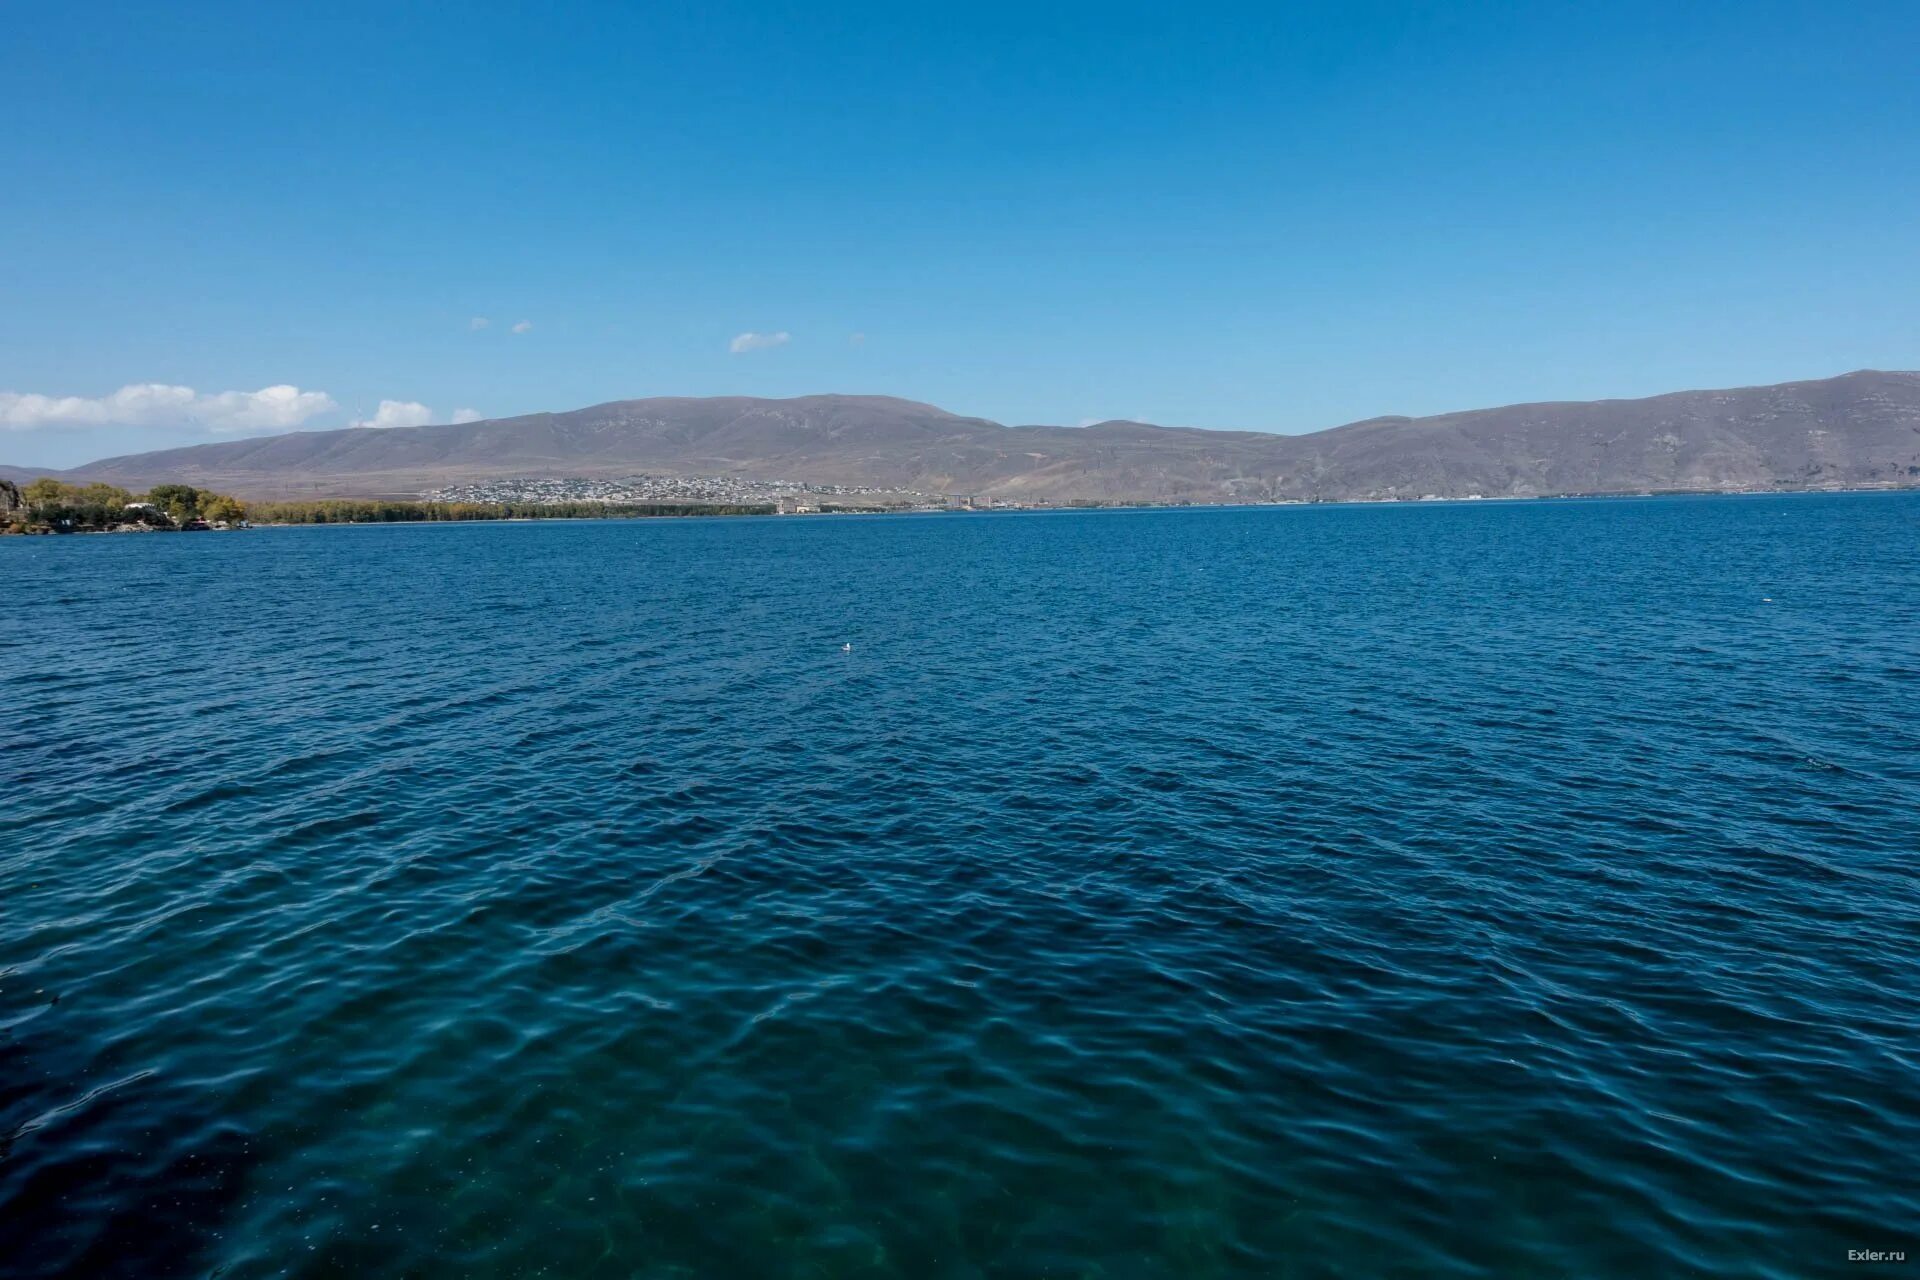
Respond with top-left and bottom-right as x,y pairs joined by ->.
842,642 -> 852,652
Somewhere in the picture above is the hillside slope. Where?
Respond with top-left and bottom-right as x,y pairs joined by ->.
21,371 -> 1920,501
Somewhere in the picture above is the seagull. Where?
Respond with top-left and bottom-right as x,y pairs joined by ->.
842,642 -> 852,651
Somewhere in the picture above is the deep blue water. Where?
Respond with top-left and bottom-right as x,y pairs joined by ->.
3,495 -> 1918,1278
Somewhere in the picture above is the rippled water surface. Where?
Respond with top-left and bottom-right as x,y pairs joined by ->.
4,496 -> 1918,1278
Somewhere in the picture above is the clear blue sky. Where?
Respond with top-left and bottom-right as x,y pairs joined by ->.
4,0 -> 1916,466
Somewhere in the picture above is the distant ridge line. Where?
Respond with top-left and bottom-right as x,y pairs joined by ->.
11,369 -> 1920,503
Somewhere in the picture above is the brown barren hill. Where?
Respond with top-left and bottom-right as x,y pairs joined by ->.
16,372 -> 1920,502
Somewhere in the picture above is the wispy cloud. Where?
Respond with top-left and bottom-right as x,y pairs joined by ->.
729,330 -> 790,354
351,400 -> 438,430
0,383 -> 338,434
849,332 -> 867,347
469,316 -> 490,331
511,320 -> 533,334
451,408 -> 482,424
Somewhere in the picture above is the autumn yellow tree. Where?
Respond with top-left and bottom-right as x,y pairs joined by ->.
23,477 -> 68,508
201,494 -> 247,523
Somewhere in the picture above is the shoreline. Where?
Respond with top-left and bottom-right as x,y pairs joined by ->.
7,482 -> 1916,536
247,478 -> 1920,513
239,481 -> 1920,522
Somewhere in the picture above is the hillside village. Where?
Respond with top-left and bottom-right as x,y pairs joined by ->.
423,473 -> 936,508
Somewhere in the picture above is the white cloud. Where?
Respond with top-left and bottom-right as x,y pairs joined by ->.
729,330 -> 790,354
469,316 -> 490,331
0,382 -> 338,433
511,320 -> 533,334
352,400 -> 438,430
199,386 -> 342,433
451,408 -> 483,424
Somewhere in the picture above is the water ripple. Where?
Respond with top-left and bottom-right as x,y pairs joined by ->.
3,495 -> 1918,1277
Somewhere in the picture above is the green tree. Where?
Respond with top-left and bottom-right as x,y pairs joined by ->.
147,483 -> 203,522
201,494 -> 247,523
76,482 -> 132,508
23,477 -> 69,508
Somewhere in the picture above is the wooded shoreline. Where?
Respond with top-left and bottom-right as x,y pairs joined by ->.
0,478 -> 784,532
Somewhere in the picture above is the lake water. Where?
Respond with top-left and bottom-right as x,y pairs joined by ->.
3,495 -> 1917,1278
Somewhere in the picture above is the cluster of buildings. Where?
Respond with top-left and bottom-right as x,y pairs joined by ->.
415,475 -> 1539,513
423,474 -> 935,507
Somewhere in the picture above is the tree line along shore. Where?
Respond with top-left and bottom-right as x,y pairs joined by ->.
2,479 -> 247,533
0,478 -> 778,533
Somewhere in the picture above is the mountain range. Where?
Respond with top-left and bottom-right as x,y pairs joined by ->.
9,369 -> 1920,504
